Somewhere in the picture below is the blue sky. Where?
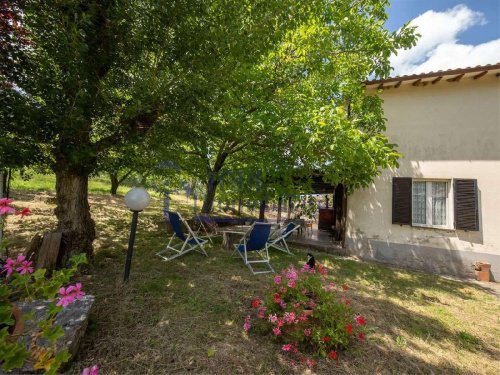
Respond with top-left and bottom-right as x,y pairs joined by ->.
384,1 -> 500,75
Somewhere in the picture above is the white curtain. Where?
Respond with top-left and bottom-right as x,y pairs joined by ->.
432,182 -> 447,225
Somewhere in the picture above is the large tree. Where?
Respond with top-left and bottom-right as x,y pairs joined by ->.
0,0 -> 187,262
152,0 -> 416,213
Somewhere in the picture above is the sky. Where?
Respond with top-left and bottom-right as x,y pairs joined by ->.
385,0 -> 500,76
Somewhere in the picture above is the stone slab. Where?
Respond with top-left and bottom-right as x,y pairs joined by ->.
1,295 -> 95,374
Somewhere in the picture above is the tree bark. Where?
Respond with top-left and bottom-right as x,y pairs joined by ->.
202,176 -> 218,213
0,171 -> 5,197
259,200 -> 266,221
277,196 -> 282,223
110,173 -> 119,195
54,170 -> 96,266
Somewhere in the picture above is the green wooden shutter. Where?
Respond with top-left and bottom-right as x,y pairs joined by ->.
454,179 -> 479,231
392,177 -> 412,225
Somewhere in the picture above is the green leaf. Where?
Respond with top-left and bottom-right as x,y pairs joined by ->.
207,347 -> 216,358
42,325 -> 65,345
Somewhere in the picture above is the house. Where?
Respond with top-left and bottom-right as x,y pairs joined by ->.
345,63 -> 500,281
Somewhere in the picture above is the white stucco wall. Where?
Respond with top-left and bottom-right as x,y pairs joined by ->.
346,70 -> 500,279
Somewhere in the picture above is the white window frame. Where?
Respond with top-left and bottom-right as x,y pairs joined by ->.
412,179 -> 453,229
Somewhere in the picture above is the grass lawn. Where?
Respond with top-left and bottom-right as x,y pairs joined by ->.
5,186 -> 500,374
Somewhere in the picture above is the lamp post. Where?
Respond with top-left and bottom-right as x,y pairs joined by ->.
123,187 -> 151,283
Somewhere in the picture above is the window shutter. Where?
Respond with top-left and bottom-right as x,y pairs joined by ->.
392,177 -> 412,225
454,179 -> 479,231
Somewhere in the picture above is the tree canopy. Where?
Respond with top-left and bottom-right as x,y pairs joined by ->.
1,0 -> 417,258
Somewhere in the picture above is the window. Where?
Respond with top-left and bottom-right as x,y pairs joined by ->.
412,181 -> 448,227
393,177 -> 479,231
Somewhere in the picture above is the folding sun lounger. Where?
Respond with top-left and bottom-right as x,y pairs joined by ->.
267,222 -> 301,255
157,211 -> 208,261
233,222 -> 274,275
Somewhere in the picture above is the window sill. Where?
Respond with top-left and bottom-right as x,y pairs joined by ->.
411,223 -> 455,231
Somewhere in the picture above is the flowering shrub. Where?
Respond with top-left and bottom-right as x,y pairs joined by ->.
0,200 -> 87,374
244,263 -> 367,367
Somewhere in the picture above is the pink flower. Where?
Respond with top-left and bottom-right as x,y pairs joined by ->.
16,260 -> 34,275
279,300 -> 287,309
82,365 -> 99,375
16,255 -> 26,263
287,280 -> 296,288
0,198 -> 15,216
72,283 -> 85,299
306,358 -> 317,368
298,313 -> 308,322
300,264 -> 311,273
304,328 -> 311,337
274,275 -> 282,284
283,266 -> 298,281
273,293 -> 281,303
57,287 -> 76,307
268,314 -> 278,323
257,306 -> 267,318
57,283 -> 85,308
243,315 -> 251,332
3,258 -> 16,276
16,207 -> 31,218
281,343 -> 293,352
272,327 -> 281,336
284,312 -> 296,324
276,319 -> 285,327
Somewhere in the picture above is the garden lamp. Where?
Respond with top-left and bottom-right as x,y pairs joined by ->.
123,187 -> 151,283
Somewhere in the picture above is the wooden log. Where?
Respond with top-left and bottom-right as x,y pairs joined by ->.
25,234 -> 43,262
35,232 -> 62,271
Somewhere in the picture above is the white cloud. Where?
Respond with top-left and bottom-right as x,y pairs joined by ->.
390,4 -> 500,76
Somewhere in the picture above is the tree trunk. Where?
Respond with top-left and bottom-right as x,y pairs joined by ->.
0,171 -> 5,197
202,176 -> 218,213
54,170 -> 96,266
110,173 -> 119,195
277,196 -> 282,223
259,200 -> 266,221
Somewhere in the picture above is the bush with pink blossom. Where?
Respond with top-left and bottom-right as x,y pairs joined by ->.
244,263 -> 367,368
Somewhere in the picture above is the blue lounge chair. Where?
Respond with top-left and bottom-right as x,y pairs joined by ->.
267,222 -> 300,255
157,211 -> 208,261
234,222 -> 274,275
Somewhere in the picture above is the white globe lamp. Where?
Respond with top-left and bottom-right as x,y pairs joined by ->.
124,187 -> 151,212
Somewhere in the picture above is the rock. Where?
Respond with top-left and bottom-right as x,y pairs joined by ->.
1,295 -> 95,374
